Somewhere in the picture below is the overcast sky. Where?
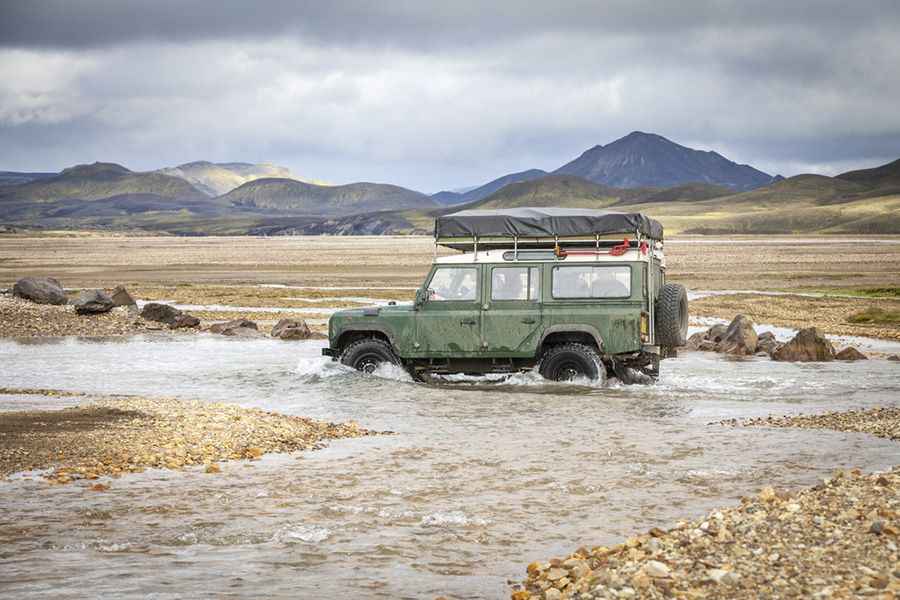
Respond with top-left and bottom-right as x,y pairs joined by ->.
2,1 -> 899,192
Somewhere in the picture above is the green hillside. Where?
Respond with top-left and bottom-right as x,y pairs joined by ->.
217,178 -> 438,215
0,162 -> 205,203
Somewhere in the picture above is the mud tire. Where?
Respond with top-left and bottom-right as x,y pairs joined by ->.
538,343 -> 606,382
655,283 -> 688,347
339,338 -> 400,374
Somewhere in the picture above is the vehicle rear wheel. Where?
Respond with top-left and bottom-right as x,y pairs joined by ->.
339,338 -> 399,374
538,343 -> 606,382
655,283 -> 688,347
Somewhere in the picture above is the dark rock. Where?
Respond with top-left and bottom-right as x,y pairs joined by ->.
12,276 -> 67,305
140,302 -> 181,325
756,337 -> 781,358
835,347 -> 868,361
772,327 -> 835,362
271,318 -> 313,340
758,331 -> 776,342
73,289 -> 114,314
888,355 -> 900,362
110,285 -> 136,308
209,319 -> 258,335
707,324 -> 728,344
718,314 -> 758,356
686,331 -> 706,350
698,340 -> 719,352
170,314 -> 200,329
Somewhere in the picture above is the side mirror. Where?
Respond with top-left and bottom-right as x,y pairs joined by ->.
414,288 -> 429,308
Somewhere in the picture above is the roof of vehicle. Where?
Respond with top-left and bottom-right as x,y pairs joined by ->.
434,247 -> 660,265
434,207 -> 664,244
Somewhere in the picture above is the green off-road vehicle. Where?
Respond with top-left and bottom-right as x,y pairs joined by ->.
323,207 -> 688,384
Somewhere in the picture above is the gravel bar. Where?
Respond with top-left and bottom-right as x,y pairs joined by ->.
513,407 -> 900,599
0,395 -> 379,483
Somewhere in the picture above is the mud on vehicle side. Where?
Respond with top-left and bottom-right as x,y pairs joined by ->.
323,207 -> 688,384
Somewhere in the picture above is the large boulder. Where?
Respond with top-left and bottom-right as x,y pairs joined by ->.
140,302 -> 181,325
271,318 -> 314,340
170,314 -> 200,329
209,319 -> 262,337
73,289 -> 114,315
140,302 -> 200,329
835,347 -> 868,361
718,314 -> 758,356
110,285 -> 137,308
706,323 -> 728,344
12,276 -> 67,305
756,331 -> 781,357
772,327 -> 835,362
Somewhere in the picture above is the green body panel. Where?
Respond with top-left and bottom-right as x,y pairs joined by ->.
328,260 -> 656,359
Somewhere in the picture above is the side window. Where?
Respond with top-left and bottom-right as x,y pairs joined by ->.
428,267 -> 478,301
491,267 -> 540,301
552,266 -> 631,299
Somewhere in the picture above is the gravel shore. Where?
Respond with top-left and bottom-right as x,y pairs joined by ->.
0,394 -> 378,483
514,406 -> 900,599
723,407 -> 900,441
0,295 -> 157,337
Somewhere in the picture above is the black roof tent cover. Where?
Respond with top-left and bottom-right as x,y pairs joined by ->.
435,207 -> 664,242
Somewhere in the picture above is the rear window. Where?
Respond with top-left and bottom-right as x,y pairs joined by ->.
551,265 -> 631,299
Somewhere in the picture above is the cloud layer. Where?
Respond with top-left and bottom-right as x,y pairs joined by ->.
1,1 -> 899,190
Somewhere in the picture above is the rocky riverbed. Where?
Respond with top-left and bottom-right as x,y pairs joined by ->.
0,392 -> 378,483
0,295 -> 154,338
513,406 -> 900,599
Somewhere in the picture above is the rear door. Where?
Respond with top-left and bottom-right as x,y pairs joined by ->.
481,264 -> 542,357
416,265 -> 483,355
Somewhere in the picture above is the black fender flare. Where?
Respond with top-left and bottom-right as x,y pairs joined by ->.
334,325 -> 397,350
536,325 -> 605,353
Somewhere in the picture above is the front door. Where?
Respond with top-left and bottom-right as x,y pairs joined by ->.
416,265 -> 482,355
481,265 -> 543,356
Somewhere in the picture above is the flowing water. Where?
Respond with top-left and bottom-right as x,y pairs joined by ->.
2,335 -> 900,599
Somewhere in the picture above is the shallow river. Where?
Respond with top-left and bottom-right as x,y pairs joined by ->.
2,335 -> 900,599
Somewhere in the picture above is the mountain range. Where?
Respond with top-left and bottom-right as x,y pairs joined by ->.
0,132 -> 897,235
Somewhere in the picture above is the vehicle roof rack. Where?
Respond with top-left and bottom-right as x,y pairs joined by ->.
434,207 -> 663,251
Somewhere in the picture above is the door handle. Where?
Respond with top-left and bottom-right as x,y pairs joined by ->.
460,318 -> 477,325
521,318 -> 536,324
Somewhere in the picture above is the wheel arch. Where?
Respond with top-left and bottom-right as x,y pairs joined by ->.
537,325 -> 604,354
334,327 -> 395,354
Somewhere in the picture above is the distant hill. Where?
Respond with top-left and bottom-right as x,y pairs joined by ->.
837,158 -> 900,193
159,161 -> 322,196
553,131 -> 776,191
0,162 -> 206,203
217,178 -> 438,215
0,171 -> 56,187
465,175 -> 630,210
432,169 -> 548,206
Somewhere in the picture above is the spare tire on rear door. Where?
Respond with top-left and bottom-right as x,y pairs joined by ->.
655,283 -> 688,347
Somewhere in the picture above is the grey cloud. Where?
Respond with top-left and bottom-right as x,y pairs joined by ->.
0,1 -> 898,190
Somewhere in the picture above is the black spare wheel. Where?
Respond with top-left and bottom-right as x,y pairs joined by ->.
655,283 -> 688,347
538,343 -> 605,382
339,338 -> 399,374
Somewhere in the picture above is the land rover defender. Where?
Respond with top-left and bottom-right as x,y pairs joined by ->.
322,207 -> 688,383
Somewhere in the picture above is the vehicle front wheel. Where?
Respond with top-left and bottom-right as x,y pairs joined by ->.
339,338 -> 400,374
538,343 -> 606,383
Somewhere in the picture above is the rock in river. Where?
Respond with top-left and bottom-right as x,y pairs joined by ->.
718,314 -> 758,356
12,276 -> 67,305
73,289 -> 114,314
772,327 -> 835,362
140,302 -> 199,329
835,347 -> 868,361
209,319 -> 262,337
271,318 -> 314,340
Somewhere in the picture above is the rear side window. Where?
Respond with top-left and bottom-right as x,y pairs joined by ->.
491,267 -> 540,301
552,265 -> 631,299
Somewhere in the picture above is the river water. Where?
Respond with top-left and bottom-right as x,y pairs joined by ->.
2,334 -> 900,599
